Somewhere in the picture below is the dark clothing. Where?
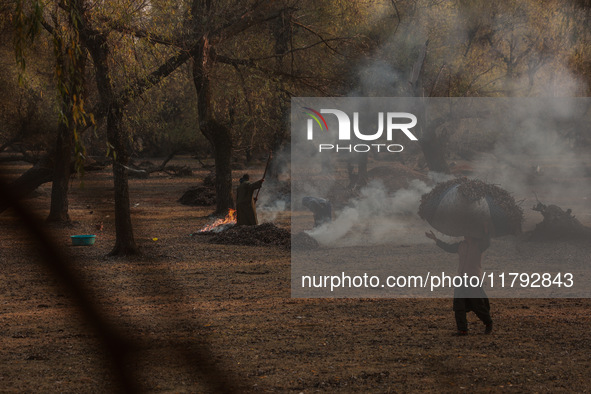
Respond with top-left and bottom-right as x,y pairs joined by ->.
436,236 -> 492,332
302,196 -> 332,227
453,287 -> 492,331
236,180 -> 263,225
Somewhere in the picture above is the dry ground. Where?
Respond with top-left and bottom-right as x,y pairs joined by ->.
1,160 -> 590,393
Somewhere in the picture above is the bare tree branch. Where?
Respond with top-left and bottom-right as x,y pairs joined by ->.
216,36 -> 354,67
210,3 -> 291,44
119,49 -> 193,107
98,16 -> 185,48
291,21 -> 353,57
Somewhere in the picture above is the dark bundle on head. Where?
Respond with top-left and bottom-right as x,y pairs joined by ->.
418,177 -> 524,237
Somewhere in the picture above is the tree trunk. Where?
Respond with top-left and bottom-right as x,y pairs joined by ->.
0,154 -> 111,215
357,153 -> 368,186
210,121 -> 234,214
410,40 -> 450,174
47,17 -> 87,223
108,103 -> 139,255
0,155 -> 53,214
416,101 -> 450,174
47,118 -> 73,223
418,107 -> 450,173
419,137 -> 450,173
192,38 -> 234,215
267,9 -> 292,181
80,23 -> 139,256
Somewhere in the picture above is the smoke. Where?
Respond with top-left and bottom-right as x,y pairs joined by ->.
350,0 -> 591,226
258,198 -> 287,223
291,0 -> 591,246
469,100 -> 591,227
351,60 -> 402,97
306,177 -> 443,246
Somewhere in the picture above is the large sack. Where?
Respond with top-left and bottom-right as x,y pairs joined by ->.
418,178 -> 523,237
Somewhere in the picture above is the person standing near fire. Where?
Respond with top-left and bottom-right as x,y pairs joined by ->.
425,225 -> 493,336
236,174 -> 264,225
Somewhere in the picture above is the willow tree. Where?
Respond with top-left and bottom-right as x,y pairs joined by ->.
45,7 -> 87,222
184,0 -> 361,213
70,0 -> 191,255
11,0 -> 191,254
12,0 -> 88,222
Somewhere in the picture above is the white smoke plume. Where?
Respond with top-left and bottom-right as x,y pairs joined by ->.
258,199 -> 287,223
306,177 -> 436,246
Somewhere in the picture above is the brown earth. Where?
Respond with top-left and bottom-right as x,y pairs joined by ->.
1,160 -> 590,392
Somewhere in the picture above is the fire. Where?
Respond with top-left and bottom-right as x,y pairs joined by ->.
198,209 -> 237,233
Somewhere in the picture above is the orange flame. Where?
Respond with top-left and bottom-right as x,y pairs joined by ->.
198,209 -> 237,233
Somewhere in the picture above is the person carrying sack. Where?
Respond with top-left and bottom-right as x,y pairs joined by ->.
425,224 -> 493,336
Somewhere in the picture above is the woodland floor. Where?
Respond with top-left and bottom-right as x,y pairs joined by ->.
1,159 -> 590,393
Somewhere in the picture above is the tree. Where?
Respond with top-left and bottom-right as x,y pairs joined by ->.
72,0 -> 191,255
98,0 -> 291,215
183,0 -> 363,212
43,8 -> 88,223
186,1 -> 290,215
9,0 -> 191,253
10,0 -> 79,221
191,34 -> 235,214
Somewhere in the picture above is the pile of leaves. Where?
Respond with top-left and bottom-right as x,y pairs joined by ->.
165,165 -> 193,177
531,203 -> 591,241
292,232 -> 319,250
418,177 -> 524,234
208,223 -> 290,248
178,186 -> 216,206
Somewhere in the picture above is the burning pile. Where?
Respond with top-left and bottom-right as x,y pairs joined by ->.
207,223 -> 290,248
196,209 -> 237,234
418,177 -> 523,237
193,208 -> 319,249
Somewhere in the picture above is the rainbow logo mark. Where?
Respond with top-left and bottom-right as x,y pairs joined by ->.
302,107 -> 328,132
